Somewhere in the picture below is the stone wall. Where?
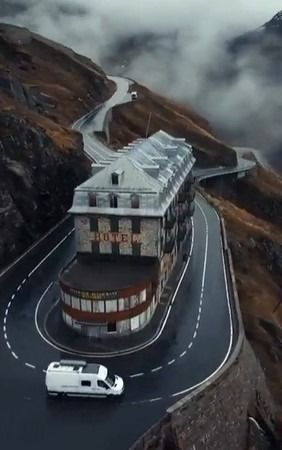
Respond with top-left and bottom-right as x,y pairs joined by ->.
131,335 -> 277,450
73,214 -> 160,256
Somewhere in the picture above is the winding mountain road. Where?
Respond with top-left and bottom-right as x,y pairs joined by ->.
0,76 -> 254,450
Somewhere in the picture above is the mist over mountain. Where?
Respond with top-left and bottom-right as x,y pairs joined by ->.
1,1 -> 282,159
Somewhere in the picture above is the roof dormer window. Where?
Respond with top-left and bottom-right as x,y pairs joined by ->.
111,169 -> 124,186
111,172 -> 119,185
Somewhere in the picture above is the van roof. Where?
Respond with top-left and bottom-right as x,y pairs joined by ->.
47,360 -> 102,375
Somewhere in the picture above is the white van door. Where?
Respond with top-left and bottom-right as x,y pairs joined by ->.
79,379 -> 92,396
97,380 -> 111,396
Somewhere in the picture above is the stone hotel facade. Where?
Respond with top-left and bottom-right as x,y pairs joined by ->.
59,130 -> 196,337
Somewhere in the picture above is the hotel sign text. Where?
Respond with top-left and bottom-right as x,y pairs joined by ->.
90,231 -> 142,244
68,287 -> 118,300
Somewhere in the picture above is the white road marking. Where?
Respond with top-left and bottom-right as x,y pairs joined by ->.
0,215 -> 71,280
11,352 -> 18,359
188,342 -> 193,349
2,79 -> 234,400
33,218 -> 195,358
129,373 -> 144,378
168,212 -> 234,399
4,333 -> 7,340
3,317 -> 6,324
25,363 -> 36,369
180,350 -> 187,357
151,366 -> 162,373
34,283 -> 53,348
149,397 -> 162,402
6,341 -> 11,350
28,230 -> 74,278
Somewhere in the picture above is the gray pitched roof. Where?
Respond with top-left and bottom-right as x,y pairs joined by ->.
70,130 -> 195,217
79,154 -> 162,193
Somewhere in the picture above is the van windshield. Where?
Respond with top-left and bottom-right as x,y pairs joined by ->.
105,372 -> 115,387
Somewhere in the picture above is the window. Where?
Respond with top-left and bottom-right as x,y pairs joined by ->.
107,322 -> 117,333
71,296 -> 80,309
88,192 -> 97,207
131,194 -> 140,209
105,300 -> 117,313
98,380 -> 109,389
130,295 -> 139,308
111,172 -> 119,185
81,380 -> 91,387
105,372 -> 115,387
109,194 -> 118,208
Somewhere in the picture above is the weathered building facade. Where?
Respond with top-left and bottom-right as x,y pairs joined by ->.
59,130 -> 196,337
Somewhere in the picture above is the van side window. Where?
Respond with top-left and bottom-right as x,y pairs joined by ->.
98,380 -> 109,389
81,380 -> 91,387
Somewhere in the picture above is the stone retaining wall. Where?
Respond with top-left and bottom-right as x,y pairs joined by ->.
131,339 -> 276,450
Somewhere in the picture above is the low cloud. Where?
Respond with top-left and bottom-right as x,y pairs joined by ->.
2,0 -> 282,150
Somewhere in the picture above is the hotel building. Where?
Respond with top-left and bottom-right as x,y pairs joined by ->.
59,130 -> 196,337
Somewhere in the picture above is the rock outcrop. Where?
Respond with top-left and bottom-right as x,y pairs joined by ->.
0,22 -> 115,270
0,112 -> 87,269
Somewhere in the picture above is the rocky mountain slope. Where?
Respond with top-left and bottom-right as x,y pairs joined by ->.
0,23 -> 115,269
103,10 -> 282,167
107,107 -> 282,444
0,23 -> 236,270
1,19 -> 282,444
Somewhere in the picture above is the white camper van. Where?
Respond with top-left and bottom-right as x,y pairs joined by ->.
45,360 -> 124,398
131,91 -> 138,100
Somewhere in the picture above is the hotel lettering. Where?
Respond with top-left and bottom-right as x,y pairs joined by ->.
90,231 -> 142,244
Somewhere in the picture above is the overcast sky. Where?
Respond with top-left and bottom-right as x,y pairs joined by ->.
3,0 -> 281,58
2,0 -> 282,148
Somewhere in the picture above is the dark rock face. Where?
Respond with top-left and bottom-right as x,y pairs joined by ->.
0,112 -> 88,270
0,22 -> 115,271
0,68 -> 58,112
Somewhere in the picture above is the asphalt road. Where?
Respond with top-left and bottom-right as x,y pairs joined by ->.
0,76 -> 238,450
72,76 -> 130,161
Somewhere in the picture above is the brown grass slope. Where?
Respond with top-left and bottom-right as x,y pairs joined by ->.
106,88 -> 282,437
204,167 -> 282,438
0,22 -> 115,126
0,23 -> 281,440
108,83 -> 237,168
0,23 -> 115,269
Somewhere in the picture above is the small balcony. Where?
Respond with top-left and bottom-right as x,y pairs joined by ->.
164,238 -> 175,253
178,210 -> 186,224
178,192 -> 186,203
177,225 -> 186,242
164,214 -> 177,229
187,187 -> 196,202
183,175 -> 195,191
